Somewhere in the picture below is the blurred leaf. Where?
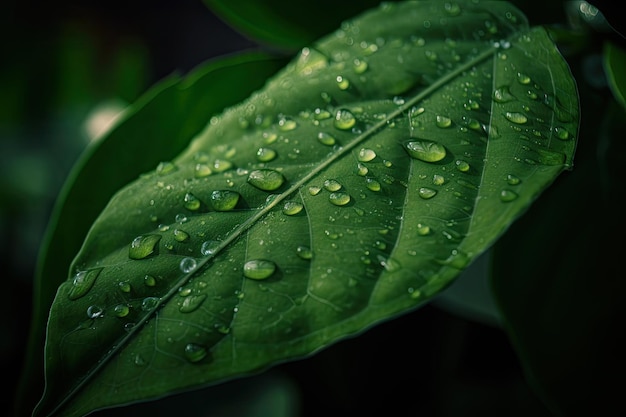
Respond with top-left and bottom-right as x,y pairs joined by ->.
604,41 -> 626,111
491,98 -> 626,415
203,0 -> 392,51
33,2 -> 580,416
18,52 -> 284,417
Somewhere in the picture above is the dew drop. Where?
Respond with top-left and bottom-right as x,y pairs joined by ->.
68,268 -> 103,300
247,169 -> 286,191
357,148 -> 377,162
114,304 -> 130,318
184,343 -> 208,363
296,245 -> 313,260
405,140 -> 447,162
210,190 -> 240,211
455,160 -> 471,172
365,178 -> 382,192
243,259 -> 277,280
334,109 -> 356,130
212,159 -> 233,173
141,296 -> 160,311
517,72 -> 531,84
129,234 -> 161,260
201,240 -> 221,256
505,111 -> 528,124
283,200 -> 304,215
156,161 -> 177,175
86,305 -> 103,319
180,257 -> 198,273
493,86 -> 515,103
256,147 -> 277,162
141,275 -> 155,287
416,223 -> 432,235
323,179 -> 342,192
173,229 -> 190,242
418,187 -> 438,199
313,108 -> 332,120
554,126 -> 571,140
353,58 -> 368,74
183,193 -> 201,211
506,174 -> 521,185
435,115 -> 452,128
278,116 -> 297,131
433,174 -> 445,185
329,191 -> 351,206
308,185 -> 322,195
355,163 -> 369,176
118,280 -> 131,293
179,294 -> 207,313
194,163 -> 212,178
336,75 -> 350,90
500,189 -> 519,202
317,132 -> 336,146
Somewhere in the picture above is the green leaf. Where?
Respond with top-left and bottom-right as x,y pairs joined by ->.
604,41 -> 626,111
204,0 -> 387,50
36,2 -> 579,416
20,52 -> 284,416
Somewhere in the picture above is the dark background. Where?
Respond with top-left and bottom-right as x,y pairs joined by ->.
2,1 -> 622,416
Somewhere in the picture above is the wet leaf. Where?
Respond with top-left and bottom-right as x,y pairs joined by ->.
36,2 -> 579,416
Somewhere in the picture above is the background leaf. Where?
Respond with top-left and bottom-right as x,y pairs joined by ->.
35,2 -> 579,416
603,41 -> 626,111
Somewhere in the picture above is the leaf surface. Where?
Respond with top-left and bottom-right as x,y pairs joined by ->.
36,2 -> 579,416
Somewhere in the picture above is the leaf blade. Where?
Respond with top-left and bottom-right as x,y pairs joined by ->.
36,2 -> 579,416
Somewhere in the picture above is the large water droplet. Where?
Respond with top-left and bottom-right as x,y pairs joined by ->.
500,189 -> 519,202
317,132 -> 336,146
184,343 -> 208,363
365,178 -> 382,192
296,245 -> 313,260
334,109 -> 356,130
505,111 -> 528,124
283,200 -> 304,215
180,257 -> 198,273
418,187 -> 438,199
210,190 -> 240,211
114,304 -> 130,318
201,240 -> 221,256
405,140 -> 447,162
493,86 -> 515,103
173,229 -> 190,242
194,163 -> 212,178
86,305 -> 103,319
256,147 -> 277,162
141,296 -> 160,311
278,115 -> 297,131
323,179 -> 342,192
144,275 -> 157,287
184,193 -> 201,211
247,169 -> 285,191
156,161 -> 177,175
435,115 -> 452,128
243,259 -> 277,280
357,148 -> 377,162
129,234 -> 161,260
179,294 -> 207,313
68,268 -> 103,300
329,192 -> 351,206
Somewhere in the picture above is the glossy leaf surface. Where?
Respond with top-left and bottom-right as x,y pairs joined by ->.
36,2 -> 579,416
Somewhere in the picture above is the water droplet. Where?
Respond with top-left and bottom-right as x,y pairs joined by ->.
313,108 -> 332,120
256,147 -> 277,162
283,200 -> 304,215
180,257 -> 198,273
179,294 -> 207,313
365,178 -> 381,192
418,187 -> 438,199
114,304 -> 130,318
433,174 -> 445,185
317,132 -> 336,146
357,148 -> 377,162
336,75 -> 350,90
355,163 -> 369,176
444,2 -> 461,15
141,296 -> 160,311
554,126 -> 571,140
329,192 -> 351,206
139,277 -> 154,289
505,111 -> 528,124
405,140 -> 447,162
517,72 -> 531,84
493,86 -> 515,103
68,268 -> 103,300
129,234 -> 161,260
183,193 -> 201,211
247,169 -> 285,191
210,190 -> 240,211
323,179 -> 342,192
175,213 -> 188,223
156,161 -> 177,175
296,245 -> 313,260
455,160 -> 471,172
243,259 -> 277,280
334,109 -> 356,130
506,174 -> 521,185
201,240 -> 221,256
500,189 -> 519,202
416,223 -> 431,235
278,115 -> 297,131
308,185 -> 322,195
173,229 -> 190,242
118,280 -> 131,293
435,115 -> 452,128
353,58 -> 368,74
184,343 -> 208,363
194,163 -> 212,178
86,305 -> 103,319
